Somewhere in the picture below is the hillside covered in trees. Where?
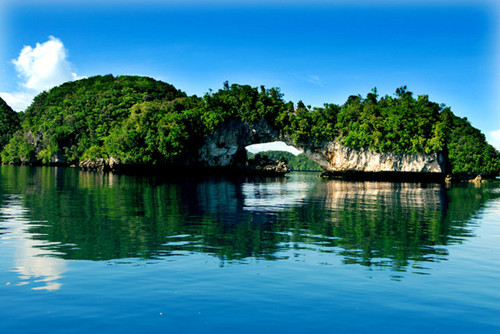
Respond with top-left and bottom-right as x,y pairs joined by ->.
0,97 -> 20,151
0,75 -> 499,176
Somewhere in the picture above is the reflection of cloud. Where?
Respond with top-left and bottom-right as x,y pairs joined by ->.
1,195 -> 65,291
15,239 -> 65,291
242,179 -> 312,212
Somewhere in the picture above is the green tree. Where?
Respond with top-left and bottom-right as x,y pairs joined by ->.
2,78 -> 498,176
0,97 -> 20,157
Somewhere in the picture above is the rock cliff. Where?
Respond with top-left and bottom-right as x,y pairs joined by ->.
75,118 -> 447,179
195,119 -> 447,178
197,119 -> 282,167
302,141 -> 447,174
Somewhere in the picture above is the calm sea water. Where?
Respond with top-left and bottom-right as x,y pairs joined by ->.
1,165 -> 499,333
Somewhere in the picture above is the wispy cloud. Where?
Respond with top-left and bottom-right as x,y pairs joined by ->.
303,75 -> 324,87
0,36 -> 82,111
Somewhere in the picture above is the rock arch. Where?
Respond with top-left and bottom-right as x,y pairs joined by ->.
197,119 -> 295,167
197,119 -> 448,176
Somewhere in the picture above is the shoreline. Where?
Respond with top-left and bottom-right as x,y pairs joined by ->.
2,161 -> 498,183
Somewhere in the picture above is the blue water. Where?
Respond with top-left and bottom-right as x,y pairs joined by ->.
1,166 -> 499,333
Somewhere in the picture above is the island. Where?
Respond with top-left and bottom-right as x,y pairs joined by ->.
1,75 -> 499,181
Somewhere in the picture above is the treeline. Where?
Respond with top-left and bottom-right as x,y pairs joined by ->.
248,151 -> 321,171
0,76 -> 289,167
0,75 -> 499,175
286,87 -> 500,175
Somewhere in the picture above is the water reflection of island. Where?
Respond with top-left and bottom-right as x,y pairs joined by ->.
285,181 -> 456,270
241,178 -> 312,212
1,166 -> 499,276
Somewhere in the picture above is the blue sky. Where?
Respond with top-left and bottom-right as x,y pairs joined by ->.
1,0 -> 499,149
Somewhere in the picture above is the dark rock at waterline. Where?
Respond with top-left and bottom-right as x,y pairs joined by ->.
78,154 -> 290,176
320,170 -> 447,183
245,154 -> 290,176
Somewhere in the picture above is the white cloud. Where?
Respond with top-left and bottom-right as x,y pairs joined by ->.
489,129 -> 500,151
0,91 -> 38,112
0,36 -> 81,111
14,36 -> 78,91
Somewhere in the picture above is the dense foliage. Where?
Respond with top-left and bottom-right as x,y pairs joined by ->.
446,111 -> 500,174
0,97 -> 20,157
1,75 -> 187,164
1,77 -> 291,166
285,86 -> 500,175
0,76 -> 498,175
288,87 -> 446,154
248,151 -> 321,171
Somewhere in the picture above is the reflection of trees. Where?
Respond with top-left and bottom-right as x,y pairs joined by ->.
0,166 -> 286,261
275,182 -> 445,270
273,180 -> 500,270
1,165 -> 499,272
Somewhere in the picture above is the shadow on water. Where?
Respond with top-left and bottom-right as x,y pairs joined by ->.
1,165 -> 499,273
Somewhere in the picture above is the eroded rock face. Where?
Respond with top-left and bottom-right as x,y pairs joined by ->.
197,119 -> 282,167
76,119 -> 447,177
302,141 -> 447,173
50,152 -> 66,164
19,130 -> 43,163
79,157 -> 121,172
196,119 -> 447,175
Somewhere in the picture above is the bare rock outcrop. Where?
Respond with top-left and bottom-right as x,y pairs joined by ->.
79,157 -> 121,172
197,119 -> 283,167
246,154 -> 290,175
76,119 -> 448,179
302,141 -> 447,174
195,119 -> 447,178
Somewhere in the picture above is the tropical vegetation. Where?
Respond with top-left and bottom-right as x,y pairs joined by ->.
0,97 -> 20,158
0,75 -> 498,175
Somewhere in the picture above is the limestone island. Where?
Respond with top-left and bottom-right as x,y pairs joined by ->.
1,75 -> 499,181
